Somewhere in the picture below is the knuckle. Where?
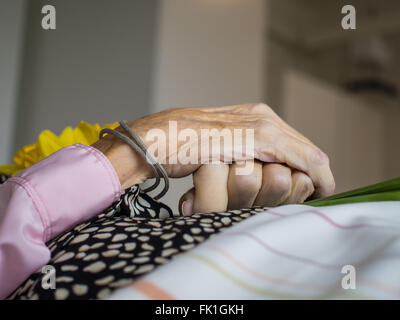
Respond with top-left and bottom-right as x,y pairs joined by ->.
251,103 -> 272,114
233,169 -> 262,197
268,171 -> 292,198
233,172 -> 262,195
309,148 -> 330,165
297,174 -> 315,195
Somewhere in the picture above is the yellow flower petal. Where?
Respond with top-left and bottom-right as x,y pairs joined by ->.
0,164 -> 20,176
0,121 -> 119,176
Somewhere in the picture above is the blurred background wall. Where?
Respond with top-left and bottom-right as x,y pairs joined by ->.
14,0 -> 160,151
0,0 -> 399,211
266,0 -> 400,192
0,0 -> 26,165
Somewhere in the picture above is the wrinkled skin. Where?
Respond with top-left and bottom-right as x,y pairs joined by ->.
92,103 -> 335,215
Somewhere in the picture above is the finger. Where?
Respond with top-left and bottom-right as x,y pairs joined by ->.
256,126 -> 335,198
201,108 -> 335,198
287,143 -> 334,199
253,163 -> 292,207
284,170 -> 315,204
207,103 -> 335,198
192,164 -> 229,214
227,161 -> 262,210
179,188 -> 195,216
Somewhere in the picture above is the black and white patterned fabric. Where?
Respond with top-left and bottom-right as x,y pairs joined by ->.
0,174 -> 8,184
106,184 -> 173,219
0,173 -> 260,300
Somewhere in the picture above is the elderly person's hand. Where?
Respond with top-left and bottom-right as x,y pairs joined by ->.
92,103 -> 335,214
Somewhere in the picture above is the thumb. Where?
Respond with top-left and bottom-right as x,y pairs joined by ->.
179,188 -> 195,216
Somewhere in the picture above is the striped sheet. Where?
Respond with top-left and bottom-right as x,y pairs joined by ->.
108,201 -> 400,299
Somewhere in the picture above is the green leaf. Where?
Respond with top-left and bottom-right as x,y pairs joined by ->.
306,177 -> 400,206
307,190 -> 400,207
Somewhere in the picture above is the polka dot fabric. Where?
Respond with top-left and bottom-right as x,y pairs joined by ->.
0,174 -> 260,300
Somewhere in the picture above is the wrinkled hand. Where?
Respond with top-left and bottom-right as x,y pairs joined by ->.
92,103 -> 335,214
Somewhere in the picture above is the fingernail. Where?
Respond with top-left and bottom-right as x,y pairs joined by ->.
181,200 -> 191,216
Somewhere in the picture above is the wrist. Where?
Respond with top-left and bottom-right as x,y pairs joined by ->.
91,136 -> 152,190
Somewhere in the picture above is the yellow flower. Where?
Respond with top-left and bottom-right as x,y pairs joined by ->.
0,121 -> 119,176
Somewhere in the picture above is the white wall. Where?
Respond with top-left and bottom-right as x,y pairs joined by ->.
150,0 -> 267,211
0,0 -> 27,163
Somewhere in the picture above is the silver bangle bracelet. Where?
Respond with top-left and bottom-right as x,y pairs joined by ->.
99,120 -> 169,200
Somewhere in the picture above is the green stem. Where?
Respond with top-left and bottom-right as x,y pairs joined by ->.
307,190 -> 400,207
306,177 -> 400,206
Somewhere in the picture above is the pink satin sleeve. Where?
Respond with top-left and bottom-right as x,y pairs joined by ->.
0,143 -> 121,299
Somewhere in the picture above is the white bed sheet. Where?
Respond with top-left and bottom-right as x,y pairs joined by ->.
109,201 -> 400,299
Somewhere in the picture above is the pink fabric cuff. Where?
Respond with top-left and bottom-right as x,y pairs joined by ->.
11,143 -> 121,241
